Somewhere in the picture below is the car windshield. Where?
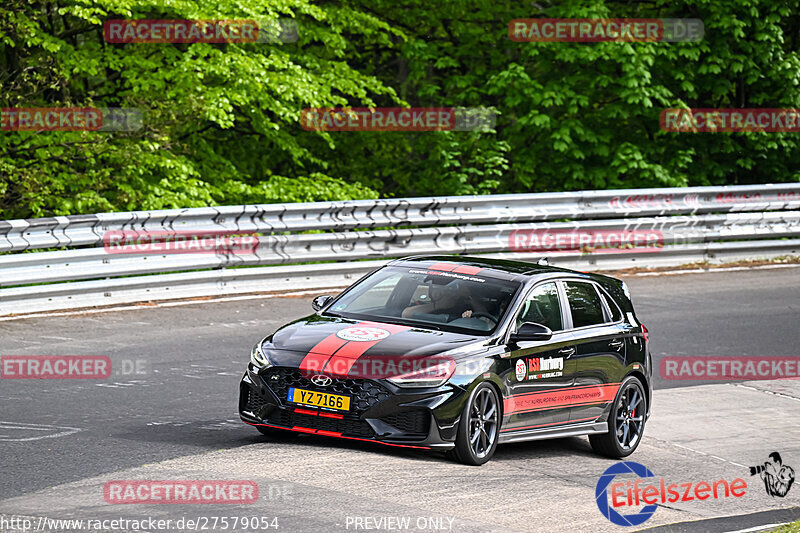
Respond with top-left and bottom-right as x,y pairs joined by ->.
324,265 -> 521,335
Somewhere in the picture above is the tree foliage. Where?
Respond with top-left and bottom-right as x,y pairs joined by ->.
1,0 -> 799,218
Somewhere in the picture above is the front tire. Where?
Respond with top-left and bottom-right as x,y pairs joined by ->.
450,382 -> 501,466
589,376 -> 647,458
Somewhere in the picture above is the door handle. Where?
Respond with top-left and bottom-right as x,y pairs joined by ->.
609,339 -> 625,350
558,347 -> 575,357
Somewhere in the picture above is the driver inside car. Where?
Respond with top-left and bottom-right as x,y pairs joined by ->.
402,281 -> 493,327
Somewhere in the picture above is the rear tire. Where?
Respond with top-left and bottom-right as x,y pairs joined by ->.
450,382 -> 501,466
589,376 -> 646,458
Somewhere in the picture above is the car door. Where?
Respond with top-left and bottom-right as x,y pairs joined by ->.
559,280 -> 627,425
502,281 -> 576,432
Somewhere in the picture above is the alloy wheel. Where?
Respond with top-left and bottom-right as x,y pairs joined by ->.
469,387 -> 499,459
615,383 -> 644,450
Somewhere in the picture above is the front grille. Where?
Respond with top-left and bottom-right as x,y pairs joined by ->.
267,409 -> 375,438
261,367 -> 391,412
380,411 -> 430,435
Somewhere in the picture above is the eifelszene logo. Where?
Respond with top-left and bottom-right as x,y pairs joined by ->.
750,452 -> 795,497
595,462 -> 657,527
596,461 -> 748,526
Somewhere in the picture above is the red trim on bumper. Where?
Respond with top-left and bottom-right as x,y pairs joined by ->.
243,420 -> 430,450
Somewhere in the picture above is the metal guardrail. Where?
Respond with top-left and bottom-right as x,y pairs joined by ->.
1,183 -> 799,316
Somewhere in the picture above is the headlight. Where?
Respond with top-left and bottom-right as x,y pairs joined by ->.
386,359 -> 456,388
250,341 -> 273,369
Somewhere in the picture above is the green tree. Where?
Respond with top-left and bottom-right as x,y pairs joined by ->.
0,0 -> 399,218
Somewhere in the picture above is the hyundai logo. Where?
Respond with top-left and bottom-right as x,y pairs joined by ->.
311,374 -> 333,387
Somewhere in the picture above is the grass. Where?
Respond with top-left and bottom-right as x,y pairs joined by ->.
769,519 -> 800,532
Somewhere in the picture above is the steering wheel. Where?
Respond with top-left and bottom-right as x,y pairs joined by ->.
469,312 -> 497,325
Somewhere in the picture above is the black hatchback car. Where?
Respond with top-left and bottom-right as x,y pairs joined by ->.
239,256 -> 652,465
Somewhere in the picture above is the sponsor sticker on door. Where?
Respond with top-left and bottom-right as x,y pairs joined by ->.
526,357 -> 564,380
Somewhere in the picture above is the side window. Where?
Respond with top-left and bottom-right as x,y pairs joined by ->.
564,282 -> 606,328
515,282 -> 563,331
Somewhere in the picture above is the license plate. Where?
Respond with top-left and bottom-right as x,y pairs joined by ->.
288,387 -> 351,411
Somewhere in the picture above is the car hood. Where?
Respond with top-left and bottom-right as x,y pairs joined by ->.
262,314 -> 488,367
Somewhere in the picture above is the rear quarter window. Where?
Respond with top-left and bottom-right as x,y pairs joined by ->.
564,281 -> 606,328
599,289 -> 623,322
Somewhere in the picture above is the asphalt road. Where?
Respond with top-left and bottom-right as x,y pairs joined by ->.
1,266 -> 799,530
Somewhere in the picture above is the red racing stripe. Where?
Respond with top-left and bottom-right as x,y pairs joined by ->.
453,265 -> 482,275
298,335 -> 348,374
499,416 -> 598,433
298,323 -> 367,374
323,322 -> 410,377
503,383 -> 621,415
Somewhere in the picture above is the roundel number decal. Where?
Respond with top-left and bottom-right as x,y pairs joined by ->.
336,327 -> 391,342
515,359 -> 527,381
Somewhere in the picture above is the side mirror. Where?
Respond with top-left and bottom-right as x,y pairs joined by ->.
312,295 -> 333,312
509,322 -> 553,342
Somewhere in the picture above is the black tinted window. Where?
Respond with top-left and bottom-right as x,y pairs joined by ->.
516,282 -> 563,331
564,282 -> 605,328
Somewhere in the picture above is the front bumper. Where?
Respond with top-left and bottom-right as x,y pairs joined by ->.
238,366 -> 458,450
